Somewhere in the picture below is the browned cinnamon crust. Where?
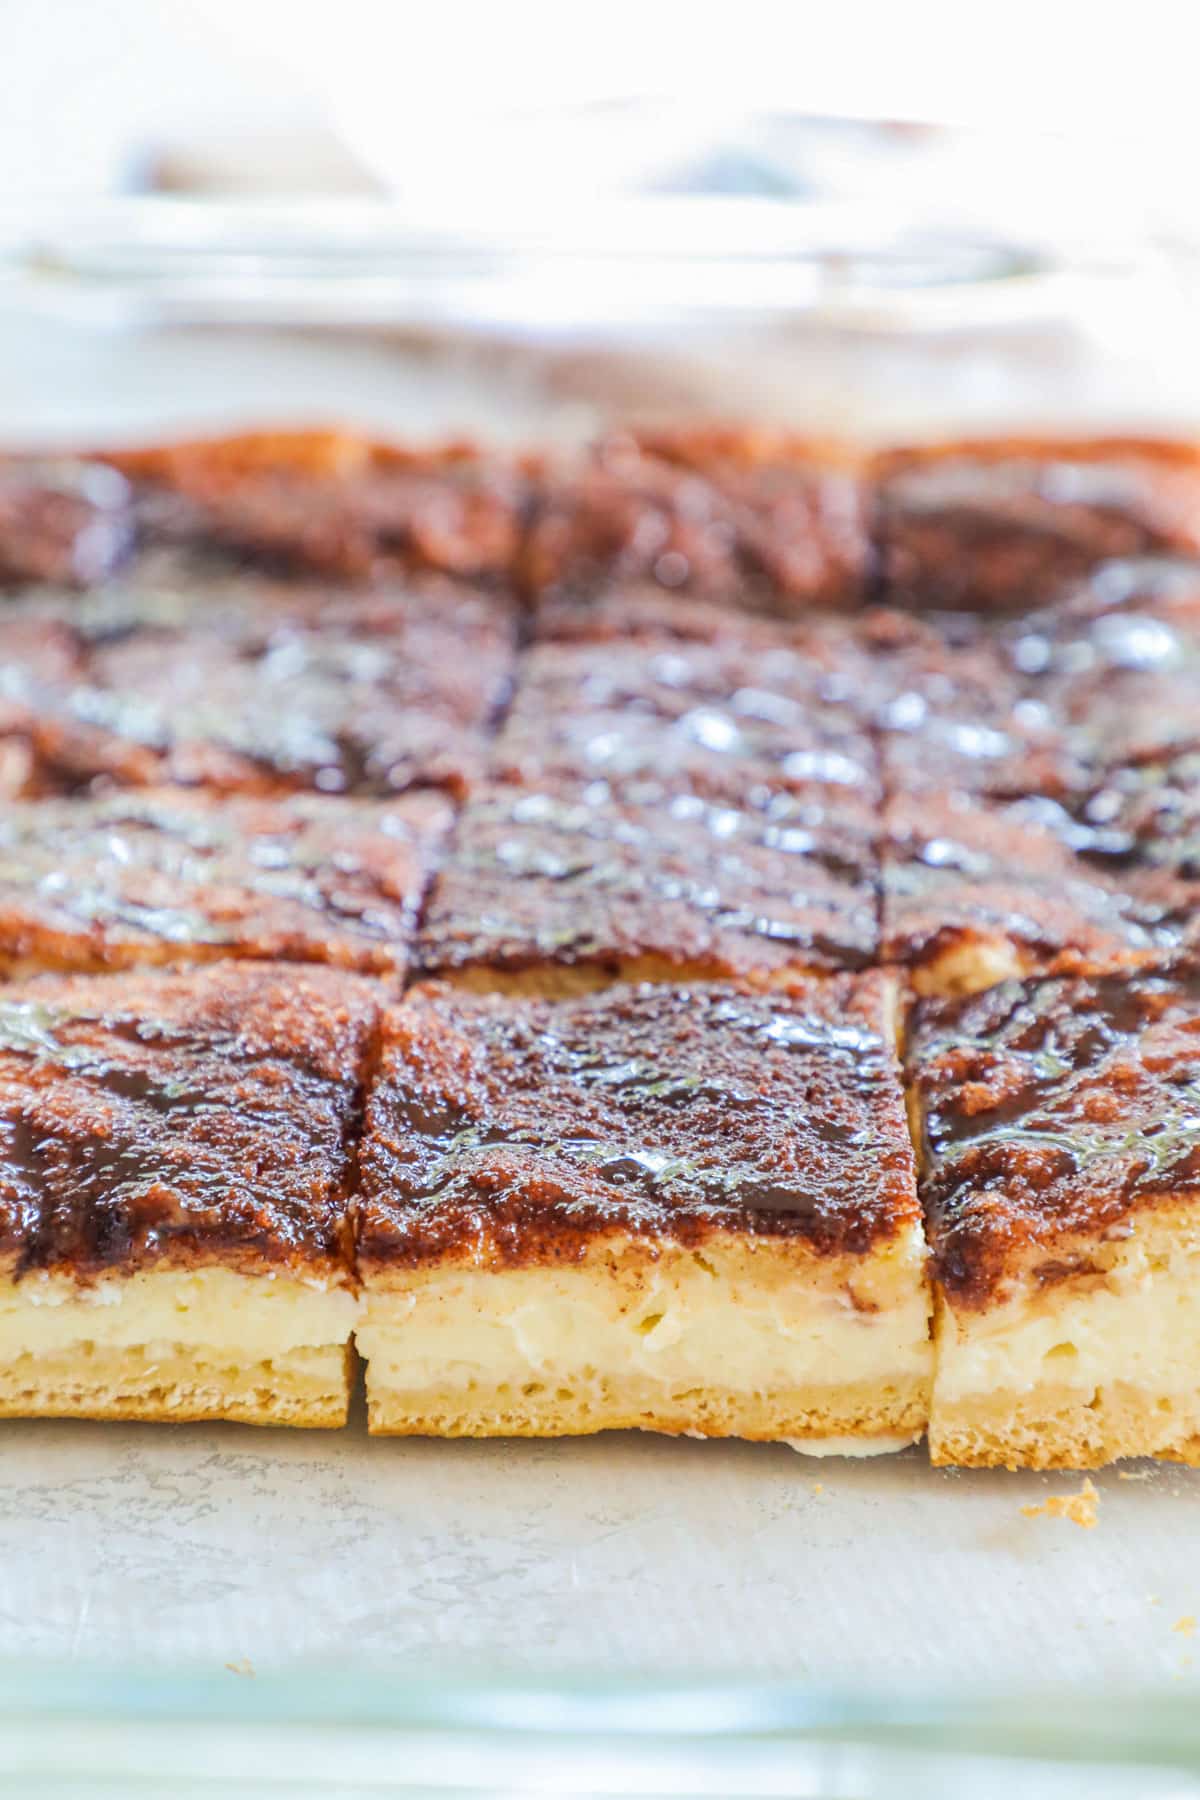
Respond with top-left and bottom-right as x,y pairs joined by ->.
0,788 -> 451,976
0,610 -> 82,797
357,973 -> 918,1269
491,630 -> 879,812
0,459 -> 134,589
416,779 -> 880,985
881,788 -> 1178,992
0,962 -> 383,1282
0,558 -> 516,799
110,428 -> 529,585
907,960 -> 1200,1309
874,436 -> 1200,612
522,429 -> 869,610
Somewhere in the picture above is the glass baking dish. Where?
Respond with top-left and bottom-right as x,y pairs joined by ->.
1,183 -> 1200,1797
1,1665 -> 1198,1797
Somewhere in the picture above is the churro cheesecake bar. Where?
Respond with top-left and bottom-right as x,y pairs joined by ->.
874,557 -> 1200,805
0,787 -> 451,977
523,427 -> 869,611
0,961 -> 381,1426
881,788 -> 1176,997
493,627 -> 879,813
417,779 -> 880,992
874,436 -> 1200,612
0,560 -> 516,799
111,428 -> 530,586
909,961 -> 1200,1468
355,973 -> 932,1444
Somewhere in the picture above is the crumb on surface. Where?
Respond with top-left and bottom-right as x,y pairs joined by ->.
225,1658 -> 256,1678
1174,1616 -> 1197,1637
1021,1477 -> 1099,1529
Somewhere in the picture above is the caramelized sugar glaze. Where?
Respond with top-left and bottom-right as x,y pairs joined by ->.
358,975 -> 917,1267
0,788 -> 452,975
0,963 -> 382,1278
909,961 -> 1200,1307
0,557 -> 516,800
2,426 -> 1200,1295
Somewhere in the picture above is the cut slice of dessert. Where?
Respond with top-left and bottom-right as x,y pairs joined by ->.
522,427 -> 869,613
909,960 -> 1200,1468
0,962 -> 382,1426
354,973 -> 932,1447
874,436 -> 1200,612
491,626 -> 879,814
0,787 -> 451,978
415,779 -> 880,994
881,788 -> 1176,996
0,561 -> 516,800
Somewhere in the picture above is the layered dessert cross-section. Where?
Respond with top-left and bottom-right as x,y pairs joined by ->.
355,974 -> 932,1445
0,962 -> 382,1425
0,787 -> 452,977
909,961 -> 1200,1468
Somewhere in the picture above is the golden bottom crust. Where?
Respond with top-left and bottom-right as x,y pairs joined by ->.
435,957 -> 825,998
930,1381 -> 1200,1470
0,1343 -> 353,1429
357,1230 -> 933,1447
366,1372 -> 929,1443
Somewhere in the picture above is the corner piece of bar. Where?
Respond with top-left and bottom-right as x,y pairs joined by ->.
873,436 -> 1200,612
0,962 -> 384,1426
354,973 -> 932,1444
908,960 -> 1200,1468
0,565 -> 516,799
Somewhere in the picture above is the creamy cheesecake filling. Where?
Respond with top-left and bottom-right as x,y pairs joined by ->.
933,1209 -> 1200,1415
923,1161 -> 1200,1467
0,1265 -> 357,1360
358,1227 -> 932,1439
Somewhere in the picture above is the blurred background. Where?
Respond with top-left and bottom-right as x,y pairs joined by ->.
3,0 -> 1199,448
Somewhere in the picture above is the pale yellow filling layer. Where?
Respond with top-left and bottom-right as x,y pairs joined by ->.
0,1266 -> 357,1360
358,1227 -> 933,1408
935,1210 -> 1200,1406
